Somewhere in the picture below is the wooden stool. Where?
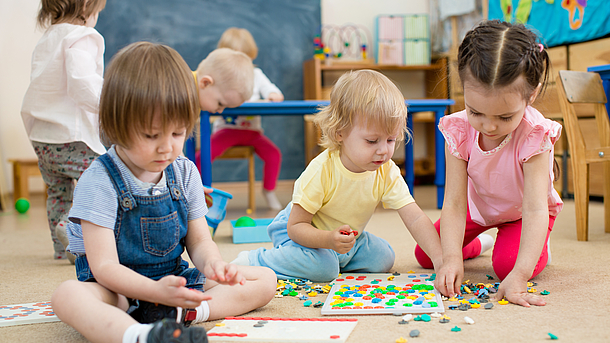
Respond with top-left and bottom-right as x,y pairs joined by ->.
217,146 -> 255,213
8,159 -> 46,202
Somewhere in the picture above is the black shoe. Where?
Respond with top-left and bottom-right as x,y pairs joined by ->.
147,319 -> 208,343
127,300 -> 197,326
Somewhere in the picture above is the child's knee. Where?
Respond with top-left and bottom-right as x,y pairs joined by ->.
414,245 -> 434,269
51,280 -> 80,316
305,257 -> 340,282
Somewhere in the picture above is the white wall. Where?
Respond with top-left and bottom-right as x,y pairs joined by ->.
0,0 -> 430,196
0,0 -> 45,195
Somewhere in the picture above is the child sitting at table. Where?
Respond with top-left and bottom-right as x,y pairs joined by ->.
197,27 -> 285,210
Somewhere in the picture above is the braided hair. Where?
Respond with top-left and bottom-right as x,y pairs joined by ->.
458,20 -> 550,103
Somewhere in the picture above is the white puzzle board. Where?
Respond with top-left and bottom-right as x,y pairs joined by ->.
207,317 -> 358,342
321,273 -> 445,315
0,301 -> 60,327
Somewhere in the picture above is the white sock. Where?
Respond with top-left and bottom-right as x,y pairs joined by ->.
477,233 -> 494,256
263,190 -> 283,210
230,250 -> 250,266
123,323 -> 153,343
194,301 -> 210,323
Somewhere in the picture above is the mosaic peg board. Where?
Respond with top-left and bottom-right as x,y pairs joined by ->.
0,302 -> 60,327
321,273 -> 445,315
207,317 -> 358,342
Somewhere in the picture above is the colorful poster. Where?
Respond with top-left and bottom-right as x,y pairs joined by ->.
489,0 -> 610,47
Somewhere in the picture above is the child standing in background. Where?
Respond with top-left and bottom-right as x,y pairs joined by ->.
211,27 -> 284,210
21,0 -> 107,262
417,20 -> 562,307
51,42 -> 277,343
232,70 -> 444,282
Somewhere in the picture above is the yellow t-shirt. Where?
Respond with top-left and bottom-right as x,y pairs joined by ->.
292,149 -> 414,233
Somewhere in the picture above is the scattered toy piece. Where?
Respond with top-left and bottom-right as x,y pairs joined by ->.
303,300 -> 312,307
451,326 -> 461,332
395,337 -> 407,343
484,303 -> 494,310
541,290 -> 550,295
409,329 -> 420,338
486,274 -> 494,280
398,319 -> 409,325
464,316 -> 474,325
420,314 -> 431,322
430,312 -> 441,318
498,299 -> 509,305
548,333 -> 558,340
402,314 -> 413,321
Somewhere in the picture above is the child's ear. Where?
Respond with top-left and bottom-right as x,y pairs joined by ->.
529,82 -> 542,104
336,130 -> 343,142
199,75 -> 214,89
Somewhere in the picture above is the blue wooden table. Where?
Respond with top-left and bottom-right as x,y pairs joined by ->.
588,64 -> 610,117
185,99 -> 454,209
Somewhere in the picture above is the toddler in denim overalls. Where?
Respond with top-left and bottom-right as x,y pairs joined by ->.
51,42 -> 276,343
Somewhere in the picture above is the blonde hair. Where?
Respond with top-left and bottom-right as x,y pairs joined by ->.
196,48 -> 254,103
37,0 -> 106,28
217,27 -> 258,60
314,70 -> 409,151
99,42 -> 199,148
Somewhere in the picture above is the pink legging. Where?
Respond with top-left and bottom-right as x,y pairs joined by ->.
414,210 -> 555,280
196,128 -> 281,191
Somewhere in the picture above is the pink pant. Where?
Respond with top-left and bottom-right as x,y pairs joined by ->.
196,129 -> 281,191
414,210 -> 555,280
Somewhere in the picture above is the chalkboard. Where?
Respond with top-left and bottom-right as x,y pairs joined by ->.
96,0 -> 321,183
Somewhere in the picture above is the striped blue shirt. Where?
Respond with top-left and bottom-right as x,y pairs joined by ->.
66,146 -> 208,255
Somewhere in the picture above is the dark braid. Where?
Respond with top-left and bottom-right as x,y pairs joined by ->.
458,20 -> 550,103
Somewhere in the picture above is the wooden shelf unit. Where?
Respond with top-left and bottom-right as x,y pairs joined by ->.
303,58 -> 448,101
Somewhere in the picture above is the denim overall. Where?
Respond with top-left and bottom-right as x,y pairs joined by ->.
74,154 -> 204,291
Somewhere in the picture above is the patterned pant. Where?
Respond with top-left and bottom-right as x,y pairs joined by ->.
32,141 -> 99,258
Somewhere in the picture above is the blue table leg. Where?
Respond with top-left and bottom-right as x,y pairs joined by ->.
434,110 -> 445,209
200,111 -> 212,187
405,114 -> 414,194
185,137 -> 195,162
602,79 -> 610,121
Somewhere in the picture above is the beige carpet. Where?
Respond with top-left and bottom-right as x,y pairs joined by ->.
1,181 -> 608,343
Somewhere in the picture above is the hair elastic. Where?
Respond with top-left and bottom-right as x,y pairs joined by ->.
538,43 -> 544,52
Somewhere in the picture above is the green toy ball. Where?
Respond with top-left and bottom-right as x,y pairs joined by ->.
234,216 -> 256,227
15,198 -> 30,214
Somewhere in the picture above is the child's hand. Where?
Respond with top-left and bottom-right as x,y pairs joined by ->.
156,275 -> 211,308
203,186 -> 213,194
434,257 -> 464,297
495,272 -> 546,307
267,93 -> 284,102
204,259 -> 247,286
329,225 -> 357,254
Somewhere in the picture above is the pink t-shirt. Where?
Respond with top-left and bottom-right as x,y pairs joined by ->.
439,106 -> 563,227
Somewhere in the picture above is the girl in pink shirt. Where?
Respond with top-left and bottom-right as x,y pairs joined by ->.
415,20 -> 562,307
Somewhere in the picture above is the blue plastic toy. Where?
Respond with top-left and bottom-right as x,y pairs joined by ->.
231,218 -> 274,244
204,187 -> 233,236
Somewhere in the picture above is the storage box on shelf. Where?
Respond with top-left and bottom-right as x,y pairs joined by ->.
376,14 -> 430,66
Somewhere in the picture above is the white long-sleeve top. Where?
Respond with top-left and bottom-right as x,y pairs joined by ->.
212,67 -> 282,133
21,23 -> 106,155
